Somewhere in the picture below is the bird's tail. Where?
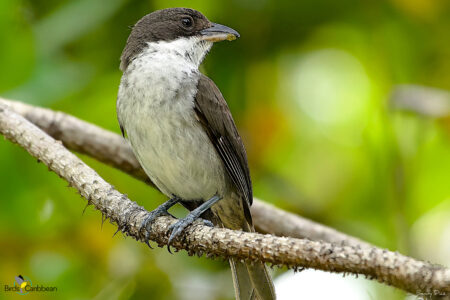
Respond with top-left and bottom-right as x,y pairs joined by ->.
229,258 -> 276,300
228,207 -> 275,300
207,192 -> 276,300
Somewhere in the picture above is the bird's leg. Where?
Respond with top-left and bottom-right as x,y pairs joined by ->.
140,196 -> 180,235
167,195 -> 221,248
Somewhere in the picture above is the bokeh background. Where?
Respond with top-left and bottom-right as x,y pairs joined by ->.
1,0 -> 449,299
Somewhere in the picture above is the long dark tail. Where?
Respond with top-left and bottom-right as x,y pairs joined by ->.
230,258 -> 276,300
219,195 -> 276,300
183,195 -> 276,299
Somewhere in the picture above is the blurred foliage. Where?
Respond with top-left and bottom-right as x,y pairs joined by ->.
0,0 -> 449,299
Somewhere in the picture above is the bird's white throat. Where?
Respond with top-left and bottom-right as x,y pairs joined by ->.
119,36 -> 212,115
145,36 -> 212,68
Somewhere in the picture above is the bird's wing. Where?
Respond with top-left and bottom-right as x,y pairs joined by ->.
15,276 -> 24,284
194,74 -> 253,225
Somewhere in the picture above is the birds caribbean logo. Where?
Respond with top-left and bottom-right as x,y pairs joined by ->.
14,275 -> 32,295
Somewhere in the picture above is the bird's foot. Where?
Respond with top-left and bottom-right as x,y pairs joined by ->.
140,197 -> 180,245
167,217 -> 213,253
166,195 -> 221,252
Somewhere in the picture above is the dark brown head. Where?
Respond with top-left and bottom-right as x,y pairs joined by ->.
120,8 -> 239,71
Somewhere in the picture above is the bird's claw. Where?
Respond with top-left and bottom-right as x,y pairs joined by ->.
140,208 -> 172,249
166,217 -> 214,253
139,197 -> 180,242
202,219 -> 214,227
140,210 -> 170,233
164,194 -> 221,253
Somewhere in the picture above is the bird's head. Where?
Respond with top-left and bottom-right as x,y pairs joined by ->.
120,8 -> 240,71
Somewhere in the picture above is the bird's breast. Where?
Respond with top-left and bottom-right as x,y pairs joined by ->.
117,51 -> 227,201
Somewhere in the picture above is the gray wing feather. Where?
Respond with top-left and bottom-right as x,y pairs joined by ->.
194,74 -> 253,225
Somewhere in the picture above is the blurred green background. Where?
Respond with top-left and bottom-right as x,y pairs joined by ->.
1,0 -> 449,299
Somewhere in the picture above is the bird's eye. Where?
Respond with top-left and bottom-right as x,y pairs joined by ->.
181,17 -> 193,28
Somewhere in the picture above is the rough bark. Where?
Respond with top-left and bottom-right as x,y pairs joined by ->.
0,98 -> 372,249
0,100 -> 449,296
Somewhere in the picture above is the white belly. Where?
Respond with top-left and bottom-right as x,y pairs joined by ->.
129,107 -> 226,200
117,46 -> 227,201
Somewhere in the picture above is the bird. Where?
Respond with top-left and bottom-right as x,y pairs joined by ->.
116,7 -> 276,300
15,275 -> 28,294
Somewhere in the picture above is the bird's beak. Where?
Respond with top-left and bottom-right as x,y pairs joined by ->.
200,23 -> 240,42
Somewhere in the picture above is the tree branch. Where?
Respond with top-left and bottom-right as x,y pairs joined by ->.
0,100 -> 449,296
251,200 -> 373,248
0,98 -> 372,249
389,85 -> 450,118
